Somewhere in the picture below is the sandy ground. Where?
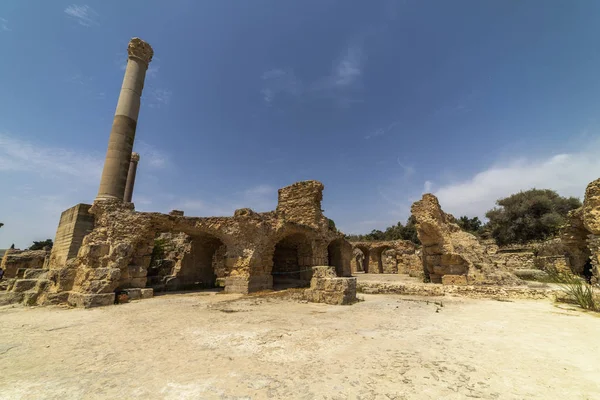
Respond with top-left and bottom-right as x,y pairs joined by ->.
1,290 -> 599,400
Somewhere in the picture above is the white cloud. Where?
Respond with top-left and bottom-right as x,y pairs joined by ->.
261,42 -> 365,107
423,180 -> 433,193
146,87 -> 172,108
261,69 -> 302,103
0,132 -> 105,248
431,143 -> 600,219
396,159 -> 415,179
0,132 -> 102,181
332,44 -> 363,87
64,5 -> 99,27
135,141 -> 169,169
365,121 -> 400,140
146,65 -> 160,79
172,184 -> 277,217
1,17 -> 11,32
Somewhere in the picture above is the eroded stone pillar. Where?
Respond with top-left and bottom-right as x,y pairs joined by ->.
123,152 -> 140,203
96,38 -> 153,201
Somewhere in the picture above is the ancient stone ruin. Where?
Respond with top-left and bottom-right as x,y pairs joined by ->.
411,194 -> 521,285
561,177 -> 600,282
0,38 -> 356,308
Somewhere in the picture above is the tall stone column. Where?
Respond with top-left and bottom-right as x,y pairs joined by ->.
96,38 -> 153,201
123,152 -> 140,203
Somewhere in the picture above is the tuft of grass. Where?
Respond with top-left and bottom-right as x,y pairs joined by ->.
552,271 -> 599,312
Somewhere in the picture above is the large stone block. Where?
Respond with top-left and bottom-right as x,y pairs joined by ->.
125,288 -> 142,300
140,288 -> 153,299
12,279 -> 38,293
23,269 -> 49,279
67,292 -> 115,308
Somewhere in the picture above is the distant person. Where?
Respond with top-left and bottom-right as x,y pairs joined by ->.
0,267 -> 4,281
583,259 -> 593,284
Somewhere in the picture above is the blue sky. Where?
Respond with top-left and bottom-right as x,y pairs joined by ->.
1,1 -> 600,248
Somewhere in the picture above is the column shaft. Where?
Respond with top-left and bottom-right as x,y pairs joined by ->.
123,153 -> 140,203
96,38 -> 152,201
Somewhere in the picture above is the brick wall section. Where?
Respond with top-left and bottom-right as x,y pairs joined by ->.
49,204 -> 95,267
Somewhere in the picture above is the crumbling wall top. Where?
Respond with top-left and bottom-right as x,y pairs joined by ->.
276,180 -> 327,229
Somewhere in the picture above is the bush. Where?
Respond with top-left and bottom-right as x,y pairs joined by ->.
485,189 -> 581,245
29,239 -> 53,250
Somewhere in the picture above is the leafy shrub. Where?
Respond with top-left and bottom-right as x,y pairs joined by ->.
485,189 -> 581,245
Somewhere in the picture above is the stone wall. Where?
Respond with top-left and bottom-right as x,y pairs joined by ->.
49,204 -> 95,267
582,178 -> 600,282
1,249 -> 49,278
349,240 -> 419,275
276,181 -> 328,230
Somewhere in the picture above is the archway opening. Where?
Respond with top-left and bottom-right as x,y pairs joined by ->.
272,233 -> 313,288
373,247 -> 393,274
351,248 -> 366,273
146,231 -> 227,292
328,239 -> 345,276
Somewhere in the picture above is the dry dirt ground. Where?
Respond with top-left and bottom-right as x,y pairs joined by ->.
1,289 -> 599,400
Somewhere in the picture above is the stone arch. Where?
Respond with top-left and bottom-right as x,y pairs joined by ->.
270,232 -> 315,287
145,228 -> 233,292
353,244 -> 371,273
327,238 -> 351,277
351,247 -> 366,273
371,245 -> 393,274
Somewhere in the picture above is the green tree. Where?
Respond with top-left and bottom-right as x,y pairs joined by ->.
457,216 -> 483,234
400,216 -> 420,245
345,217 -> 420,245
29,239 -> 53,250
485,189 -> 581,245
365,229 -> 385,241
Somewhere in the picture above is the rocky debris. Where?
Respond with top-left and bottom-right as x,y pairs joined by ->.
411,194 -> 521,286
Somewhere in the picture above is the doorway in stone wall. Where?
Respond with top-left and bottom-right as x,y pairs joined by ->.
271,233 -> 313,288
146,232 -> 227,292
328,238 -> 345,276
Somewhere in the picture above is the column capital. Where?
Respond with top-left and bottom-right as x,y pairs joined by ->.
130,152 -> 140,162
127,37 -> 153,65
